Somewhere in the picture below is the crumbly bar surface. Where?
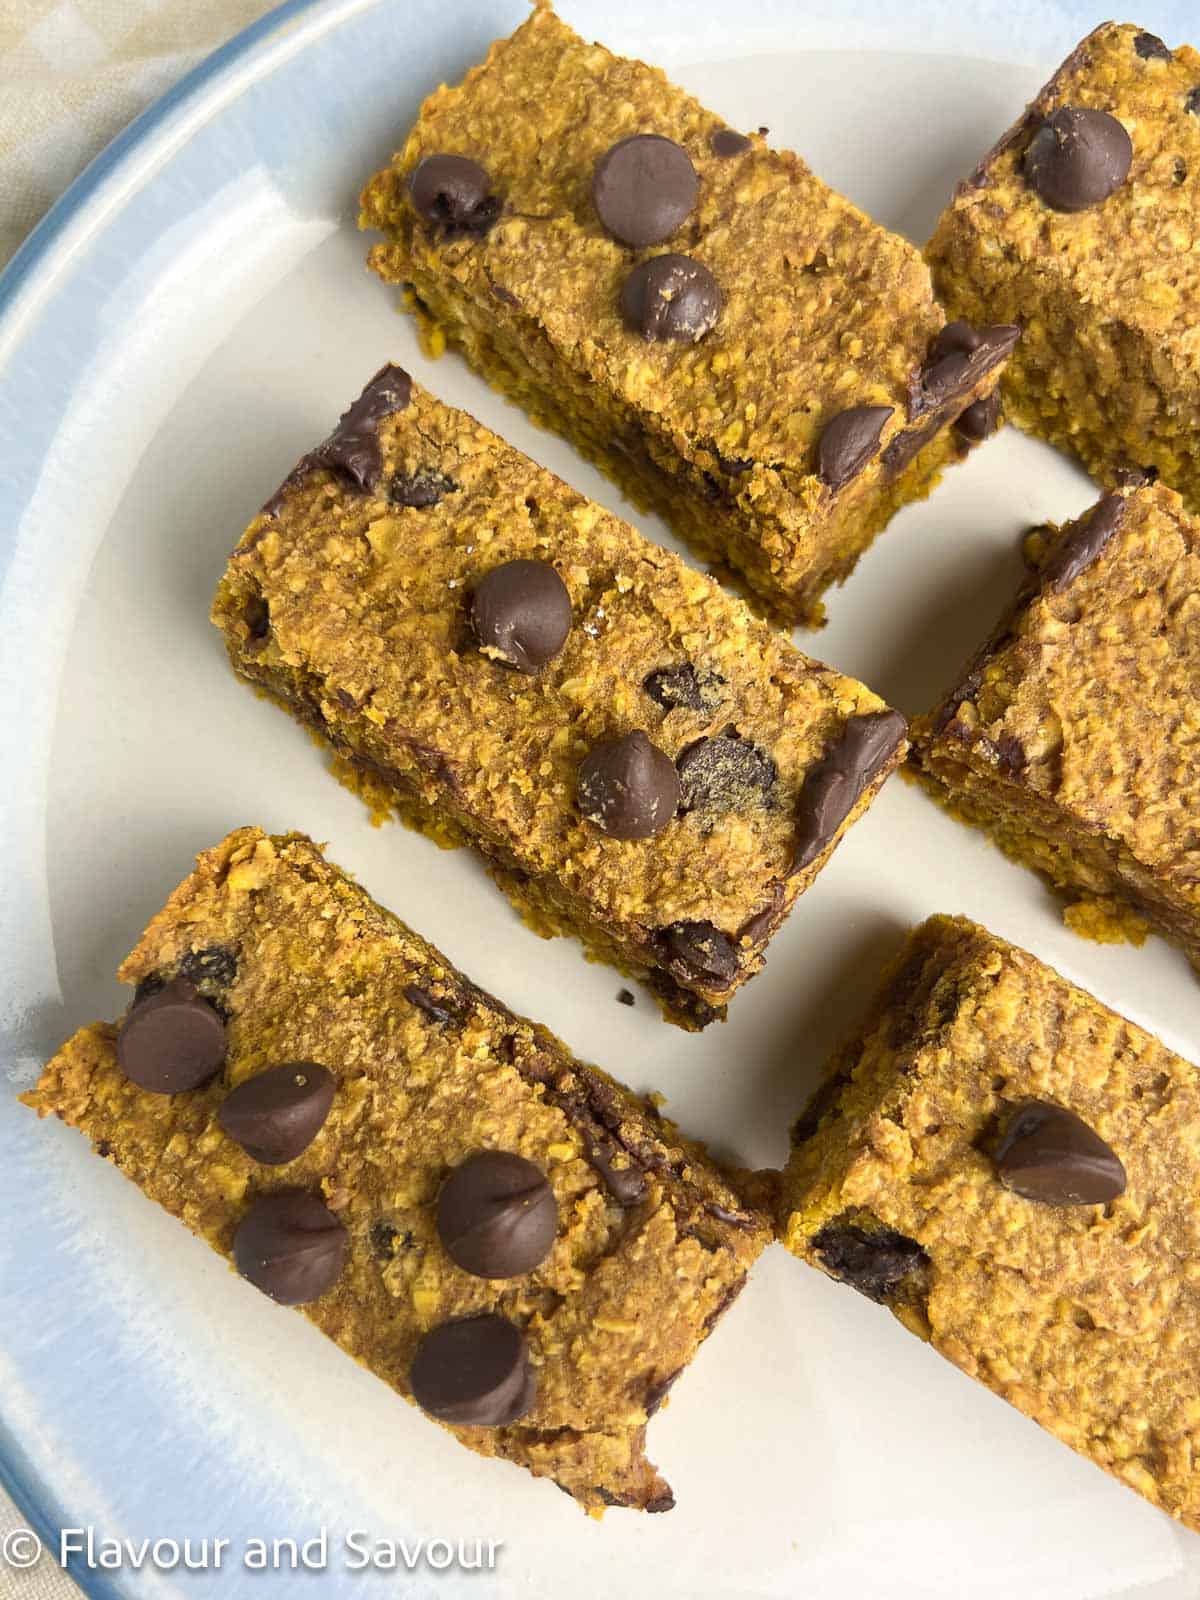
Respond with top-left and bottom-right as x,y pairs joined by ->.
360,3 -> 1011,624
212,368 -> 906,1028
927,22 -> 1200,505
910,483 -> 1200,961
780,913 -> 1200,1529
24,829 -> 769,1514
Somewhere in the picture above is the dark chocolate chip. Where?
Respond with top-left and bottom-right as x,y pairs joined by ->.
620,253 -> 721,342
913,321 -> 1020,418
792,709 -> 906,873
995,1101 -> 1126,1205
582,1132 -> 647,1206
592,134 -> 699,247
244,597 -> 270,640
1134,31 -> 1171,60
643,663 -> 724,712
317,364 -> 412,495
992,733 -> 1027,775
409,1313 -> 535,1426
737,900 -> 778,945
676,734 -> 777,813
647,1492 -> 676,1514
116,977 -> 226,1094
471,558 -> 572,674
655,920 -> 739,988
812,1222 -> 928,1303
880,416 -> 942,479
408,153 -> 500,238
437,1151 -> 558,1279
1042,493 -> 1125,590
1174,157 -> 1188,185
578,730 -> 680,840
233,1191 -> 347,1305
817,405 -> 893,491
404,983 -> 457,1026
388,469 -> 457,508
1188,87 -> 1200,116
617,988 -> 636,1006
710,127 -> 751,156
218,1062 -> 336,1166
954,391 -> 1001,444
370,1221 -> 411,1260
645,1367 -> 683,1414
179,945 -> 238,990
1024,106 -> 1132,212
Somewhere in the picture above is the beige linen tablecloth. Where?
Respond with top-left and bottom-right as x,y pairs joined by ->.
1,4 -> 279,1592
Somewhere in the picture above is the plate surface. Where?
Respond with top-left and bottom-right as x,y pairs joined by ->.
3,2 -> 1200,1596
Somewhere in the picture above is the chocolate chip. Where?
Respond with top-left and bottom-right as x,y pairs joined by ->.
1174,158 -> 1188,185
116,977 -> 226,1094
408,153 -> 499,238
955,391 -> 1001,444
880,416 -> 941,480
244,598 -> 270,640
992,733 -> 1027,775
578,730 -> 680,840
179,945 -> 238,990
437,1151 -> 558,1279
1042,493 -> 1125,590
592,134 -> 699,247
655,920 -> 739,988
1024,106 -> 1132,212
1134,31 -> 1171,60
620,254 -> 720,342
677,735 -> 776,813
388,469 -> 457,508
403,984 -> 457,1025
409,1314 -> 535,1426
645,1368 -> 683,1414
218,1063 -> 335,1166
370,1221 -> 410,1259
582,1133 -> 647,1206
812,1221 -> 928,1303
913,322 -> 1020,418
793,709 -> 906,874
710,127 -> 751,157
643,663 -> 724,712
470,558 -> 572,674
317,364 -> 412,494
737,900 -> 778,945
817,406 -> 893,491
1188,88 -> 1200,116
995,1101 -> 1126,1205
617,988 -> 636,1006
233,1191 -> 347,1305
647,1491 -> 676,1514
1113,461 -> 1157,487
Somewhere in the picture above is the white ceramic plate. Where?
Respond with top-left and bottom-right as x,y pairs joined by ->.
4,2 -> 1200,1595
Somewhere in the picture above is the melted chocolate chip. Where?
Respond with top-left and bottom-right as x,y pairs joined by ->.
621,253 -> 721,342
410,1314 -> 535,1426
911,321 -> 1020,421
645,1367 -> 683,1414
578,730 -> 680,840
388,469 -> 457,508
370,1221 -> 410,1260
408,153 -> 500,238
812,1221 -> 928,1303
244,597 -> 270,640
1042,493 -> 1125,590
643,663 -> 724,712
179,945 -> 238,990
792,709 -> 906,873
471,559 -> 573,674
880,416 -> 942,479
233,1191 -> 347,1305
581,1132 -> 647,1207
1024,106 -> 1132,212
592,134 -> 699,247
817,406 -> 893,491
677,735 -> 776,813
995,1101 -> 1126,1205
316,364 -> 413,495
655,920 -> 739,988
1188,87 -> 1200,116
218,1063 -> 336,1166
404,984 -> 458,1026
116,978 -> 226,1095
955,391 -> 1001,444
992,733 -> 1027,775
437,1151 -> 558,1279
710,127 -> 751,156
1134,31 -> 1172,61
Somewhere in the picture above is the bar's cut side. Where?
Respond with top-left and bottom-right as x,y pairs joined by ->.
360,4 -> 1015,624
910,483 -> 1200,960
24,829 -> 770,1514
781,913 -> 1200,1530
212,366 -> 907,1029
927,21 -> 1200,507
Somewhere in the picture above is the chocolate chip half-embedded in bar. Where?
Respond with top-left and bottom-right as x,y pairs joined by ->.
358,5 -> 1016,624
212,366 -> 907,1028
927,22 -> 1200,508
910,482 -> 1200,961
22,829 -> 769,1513
780,913 -> 1200,1529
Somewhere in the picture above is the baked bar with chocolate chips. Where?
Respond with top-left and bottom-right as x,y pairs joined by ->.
358,3 -> 1016,624
23,828 -> 769,1515
910,482 -> 1200,959
212,365 -> 907,1028
927,22 -> 1200,506
780,913 -> 1200,1530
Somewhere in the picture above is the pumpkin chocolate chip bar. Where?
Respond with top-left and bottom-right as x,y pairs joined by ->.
927,22 -> 1200,506
780,914 -> 1200,1530
358,3 -> 1016,625
212,365 -> 907,1029
910,482 -> 1200,961
23,828 -> 770,1515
